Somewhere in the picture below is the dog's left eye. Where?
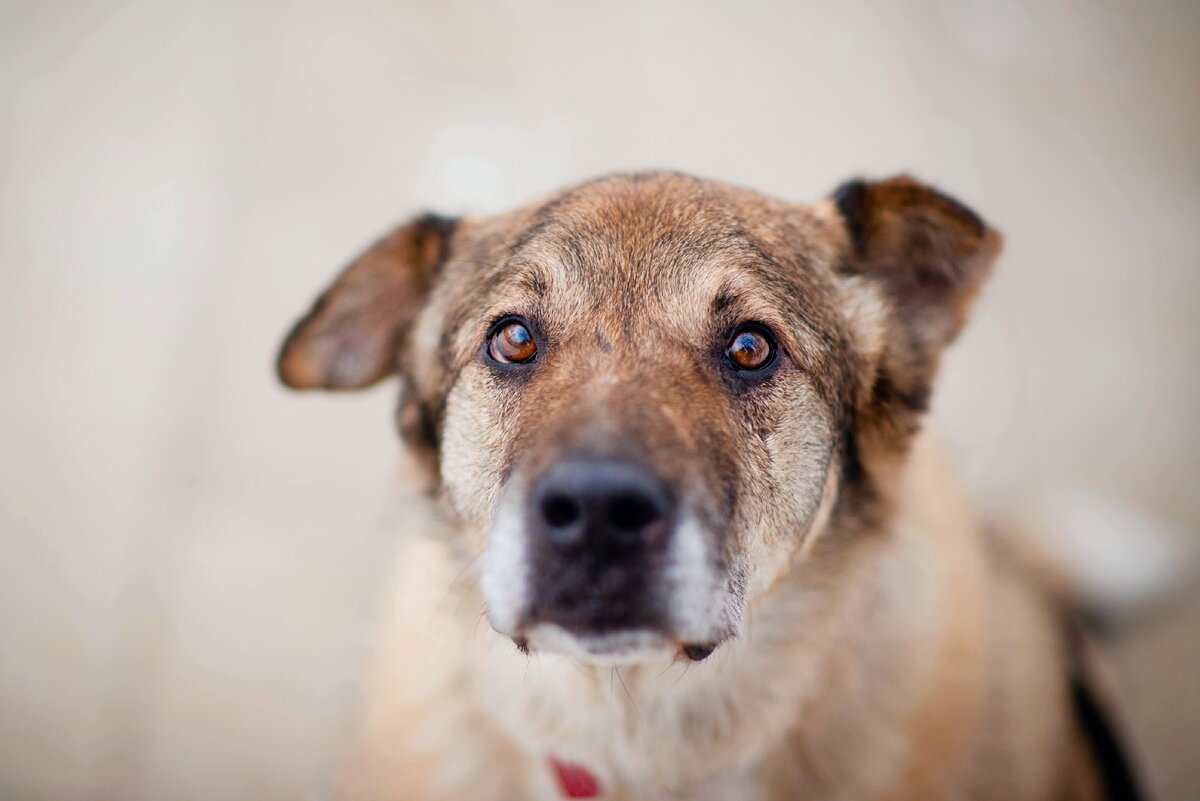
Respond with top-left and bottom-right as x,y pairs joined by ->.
725,325 -> 776,372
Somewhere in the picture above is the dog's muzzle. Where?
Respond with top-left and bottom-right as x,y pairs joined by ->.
482,453 -> 729,664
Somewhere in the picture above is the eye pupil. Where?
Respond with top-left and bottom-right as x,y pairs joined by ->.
488,320 -> 537,364
726,328 -> 774,371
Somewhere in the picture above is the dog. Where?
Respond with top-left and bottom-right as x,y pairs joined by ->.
278,172 -> 1145,800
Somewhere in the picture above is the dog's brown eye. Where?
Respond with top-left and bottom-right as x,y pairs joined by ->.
726,327 -> 774,372
488,320 -> 537,364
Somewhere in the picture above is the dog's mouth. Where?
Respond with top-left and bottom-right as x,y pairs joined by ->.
483,513 -> 735,666
512,624 -> 721,665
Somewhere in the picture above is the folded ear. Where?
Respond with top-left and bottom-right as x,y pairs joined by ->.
277,213 -> 458,390
829,175 -> 1001,452
831,174 -> 1001,350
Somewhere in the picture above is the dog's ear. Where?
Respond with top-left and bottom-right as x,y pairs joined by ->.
277,213 -> 458,390
830,175 -> 1001,350
829,175 -> 1001,447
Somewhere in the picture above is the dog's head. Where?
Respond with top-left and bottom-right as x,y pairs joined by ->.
278,172 -> 999,664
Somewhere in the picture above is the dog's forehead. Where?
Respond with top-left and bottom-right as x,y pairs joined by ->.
498,173 -> 829,325
515,173 -> 778,275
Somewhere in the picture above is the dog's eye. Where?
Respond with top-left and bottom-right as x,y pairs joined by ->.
725,326 -> 775,372
488,319 -> 538,364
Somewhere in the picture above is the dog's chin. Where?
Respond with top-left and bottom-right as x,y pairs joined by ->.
519,623 -> 679,666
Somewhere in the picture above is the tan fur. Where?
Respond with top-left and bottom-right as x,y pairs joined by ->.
343,436 -> 1089,801
279,172 -> 1117,800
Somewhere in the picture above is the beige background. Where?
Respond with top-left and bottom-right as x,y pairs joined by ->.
1,1 -> 1197,799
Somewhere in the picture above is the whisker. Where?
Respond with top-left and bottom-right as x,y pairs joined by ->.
614,667 -> 639,715
672,662 -> 692,687
431,552 -> 483,622
472,608 -> 487,641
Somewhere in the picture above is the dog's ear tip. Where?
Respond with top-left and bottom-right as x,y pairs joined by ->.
274,304 -> 323,388
982,225 -> 1004,252
971,227 -> 1004,274
276,324 -> 395,390
275,321 -> 345,390
275,336 -> 320,390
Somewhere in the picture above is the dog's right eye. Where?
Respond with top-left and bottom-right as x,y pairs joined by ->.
488,319 -> 538,364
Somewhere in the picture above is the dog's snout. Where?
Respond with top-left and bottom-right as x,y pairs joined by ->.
532,459 -> 672,556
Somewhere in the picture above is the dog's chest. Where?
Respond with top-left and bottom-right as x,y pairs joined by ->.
467,639 -> 801,800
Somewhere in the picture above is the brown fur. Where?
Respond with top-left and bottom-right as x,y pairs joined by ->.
279,172 -> 1118,800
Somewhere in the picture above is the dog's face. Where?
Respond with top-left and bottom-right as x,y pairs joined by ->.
279,172 -> 998,665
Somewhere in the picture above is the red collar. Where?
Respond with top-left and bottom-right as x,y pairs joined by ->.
548,756 -> 602,798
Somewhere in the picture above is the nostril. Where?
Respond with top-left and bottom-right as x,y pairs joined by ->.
542,494 -> 582,529
532,459 -> 673,557
606,492 -> 660,532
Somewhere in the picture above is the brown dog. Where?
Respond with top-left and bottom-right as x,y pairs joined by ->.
278,172 -> 1142,800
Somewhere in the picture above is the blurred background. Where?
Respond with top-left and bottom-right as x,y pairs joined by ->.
1,1 -> 1197,799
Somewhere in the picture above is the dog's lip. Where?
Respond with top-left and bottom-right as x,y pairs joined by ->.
512,623 -> 723,664
518,623 -> 674,665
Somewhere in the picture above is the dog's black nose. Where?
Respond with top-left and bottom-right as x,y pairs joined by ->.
531,459 -> 672,556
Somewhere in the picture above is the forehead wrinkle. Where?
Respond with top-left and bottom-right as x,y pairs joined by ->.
507,222 -> 612,295
524,191 -> 744,280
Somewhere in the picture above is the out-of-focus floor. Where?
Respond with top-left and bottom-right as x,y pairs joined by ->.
1,2 -> 1197,799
